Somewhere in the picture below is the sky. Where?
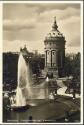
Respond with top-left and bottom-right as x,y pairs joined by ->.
3,3 -> 81,54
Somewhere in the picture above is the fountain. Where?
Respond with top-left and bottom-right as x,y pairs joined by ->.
11,52 -> 31,111
11,50 -> 49,111
17,53 -> 33,100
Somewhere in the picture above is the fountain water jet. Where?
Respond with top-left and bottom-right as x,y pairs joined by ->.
11,52 -> 33,110
11,50 -> 49,110
18,53 -> 33,100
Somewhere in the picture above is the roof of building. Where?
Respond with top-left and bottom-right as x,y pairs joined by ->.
44,17 -> 65,42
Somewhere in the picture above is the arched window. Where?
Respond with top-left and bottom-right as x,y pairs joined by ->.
48,51 -> 49,55
52,51 -> 55,55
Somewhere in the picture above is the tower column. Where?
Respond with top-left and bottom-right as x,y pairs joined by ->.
45,50 -> 47,67
56,49 -> 58,67
50,50 -> 52,67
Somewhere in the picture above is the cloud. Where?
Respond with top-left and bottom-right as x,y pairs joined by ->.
37,6 -> 80,23
59,16 -> 80,48
3,3 -> 81,53
3,3 -> 39,20
3,40 -> 44,53
3,19 -> 36,31
25,3 -> 80,14
66,46 -> 80,54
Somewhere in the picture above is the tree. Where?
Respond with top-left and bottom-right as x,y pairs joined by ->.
64,52 -> 80,81
64,55 -> 72,76
72,52 -> 80,81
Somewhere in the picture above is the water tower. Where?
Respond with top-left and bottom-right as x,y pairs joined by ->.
44,17 -> 66,78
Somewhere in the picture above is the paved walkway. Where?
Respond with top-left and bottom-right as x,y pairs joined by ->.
56,79 -> 80,98
57,87 -> 80,98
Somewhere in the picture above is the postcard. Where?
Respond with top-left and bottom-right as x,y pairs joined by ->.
0,0 -> 83,124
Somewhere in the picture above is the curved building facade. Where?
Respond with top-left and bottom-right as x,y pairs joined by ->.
44,17 -> 66,78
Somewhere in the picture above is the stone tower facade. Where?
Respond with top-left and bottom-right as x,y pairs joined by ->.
44,17 -> 66,78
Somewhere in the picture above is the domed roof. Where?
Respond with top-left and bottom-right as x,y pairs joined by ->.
45,17 -> 65,41
46,30 -> 63,38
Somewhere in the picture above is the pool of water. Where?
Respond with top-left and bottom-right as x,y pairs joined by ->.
3,98 -> 80,123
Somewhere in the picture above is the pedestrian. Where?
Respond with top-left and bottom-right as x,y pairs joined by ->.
29,116 -> 33,122
65,110 -> 69,122
73,89 -> 76,99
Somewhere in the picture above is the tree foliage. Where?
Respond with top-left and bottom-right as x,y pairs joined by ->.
64,52 -> 80,81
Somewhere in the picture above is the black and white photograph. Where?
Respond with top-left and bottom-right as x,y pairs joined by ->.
1,0 -> 83,124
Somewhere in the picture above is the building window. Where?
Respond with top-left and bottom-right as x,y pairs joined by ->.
47,51 -> 49,55
52,51 -> 55,55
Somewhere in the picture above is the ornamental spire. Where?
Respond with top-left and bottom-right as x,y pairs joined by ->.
52,16 -> 58,30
